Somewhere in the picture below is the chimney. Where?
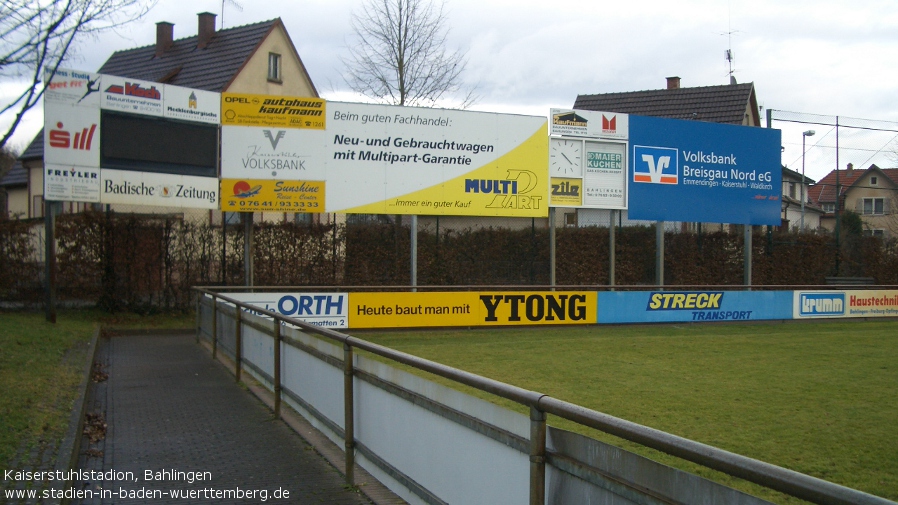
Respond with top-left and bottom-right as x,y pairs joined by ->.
666,76 -> 681,90
197,12 -> 217,49
847,163 -> 854,172
155,22 -> 173,57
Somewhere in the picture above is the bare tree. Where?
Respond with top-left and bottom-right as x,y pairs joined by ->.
0,0 -> 155,150
342,0 -> 475,108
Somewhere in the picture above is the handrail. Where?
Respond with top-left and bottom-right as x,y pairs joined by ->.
194,287 -> 896,505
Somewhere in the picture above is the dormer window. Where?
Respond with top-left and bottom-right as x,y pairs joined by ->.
268,52 -> 281,82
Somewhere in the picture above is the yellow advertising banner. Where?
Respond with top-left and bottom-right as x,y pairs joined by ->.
221,93 -> 326,129
220,179 -> 324,212
349,291 -> 596,328
550,177 -> 582,207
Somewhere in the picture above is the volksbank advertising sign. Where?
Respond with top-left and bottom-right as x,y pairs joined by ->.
628,115 -> 782,225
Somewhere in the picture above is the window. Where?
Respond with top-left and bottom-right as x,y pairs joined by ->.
822,203 -> 835,213
861,197 -> 884,215
788,183 -> 796,199
870,176 -> 878,185
564,212 -> 577,227
268,53 -> 281,82
863,229 -> 885,237
295,212 -> 313,225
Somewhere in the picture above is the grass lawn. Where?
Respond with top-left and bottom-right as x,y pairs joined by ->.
356,320 -> 898,503
0,310 -> 195,468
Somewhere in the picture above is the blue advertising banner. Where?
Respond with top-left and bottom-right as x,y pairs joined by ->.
597,291 -> 793,324
628,115 -> 782,225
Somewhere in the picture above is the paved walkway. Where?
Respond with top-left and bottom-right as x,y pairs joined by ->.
73,333 -> 375,505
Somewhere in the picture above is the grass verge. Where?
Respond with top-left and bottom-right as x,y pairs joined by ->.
0,309 -> 194,468
356,320 -> 898,503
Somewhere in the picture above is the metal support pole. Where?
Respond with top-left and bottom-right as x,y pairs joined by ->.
44,200 -> 58,324
655,221 -> 664,287
274,320 -> 281,417
410,215 -> 417,291
744,225 -> 753,288
548,208 -> 556,288
243,212 -> 254,288
235,307 -> 242,382
343,343 -> 355,486
529,406 -> 546,505
609,210 -> 616,288
211,297 -> 218,359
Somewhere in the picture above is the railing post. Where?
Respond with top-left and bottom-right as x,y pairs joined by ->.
530,406 -> 546,505
195,294 -> 200,344
211,297 -> 218,359
343,343 -> 355,486
273,320 -> 281,417
235,307 -> 242,382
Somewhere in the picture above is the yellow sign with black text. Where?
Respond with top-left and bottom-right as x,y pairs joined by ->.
221,93 -> 326,129
349,291 -> 597,328
550,177 -> 582,206
220,179 -> 325,212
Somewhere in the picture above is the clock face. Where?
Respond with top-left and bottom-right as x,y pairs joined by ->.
550,138 -> 582,176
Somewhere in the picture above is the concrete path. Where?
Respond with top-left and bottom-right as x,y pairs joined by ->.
72,333 -> 377,505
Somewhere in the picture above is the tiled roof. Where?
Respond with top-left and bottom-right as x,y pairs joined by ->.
0,160 -> 27,187
808,164 -> 898,205
574,82 -> 757,125
98,18 -> 279,92
19,130 -> 43,161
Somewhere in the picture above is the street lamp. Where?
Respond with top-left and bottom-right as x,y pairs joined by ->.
801,130 -> 815,231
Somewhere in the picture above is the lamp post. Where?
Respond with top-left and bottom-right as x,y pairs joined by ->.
801,130 -> 815,231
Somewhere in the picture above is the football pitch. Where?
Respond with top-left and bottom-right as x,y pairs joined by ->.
357,320 -> 898,503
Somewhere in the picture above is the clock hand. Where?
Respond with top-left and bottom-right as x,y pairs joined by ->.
562,153 -> 573,164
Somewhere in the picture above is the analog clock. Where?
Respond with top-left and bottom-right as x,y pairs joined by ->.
550,138 -> 582,177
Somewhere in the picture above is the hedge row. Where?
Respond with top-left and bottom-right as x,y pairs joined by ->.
1,212 -> 896,312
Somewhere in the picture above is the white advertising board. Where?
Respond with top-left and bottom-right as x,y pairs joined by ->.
793,290 -> 898,319
43,104 -> 100,168
44,68 -> 101,107
228,292 -> 349,329
221,102 -> 548,217
221,126 -> 324,179
550,108 -> 629,140
583,140 -> 627,208
44,164 -> 101,202
163,84 -> 221,124
100,75 -> 164,116
101,169 -> 219,209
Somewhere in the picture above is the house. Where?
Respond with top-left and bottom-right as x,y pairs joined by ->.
3,12 -> 319,222
808,163 -> 898,238
781,165 -> 823,231
570,76 -> 765,230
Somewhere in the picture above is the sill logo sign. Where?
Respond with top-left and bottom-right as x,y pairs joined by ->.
634,146 -> 678,184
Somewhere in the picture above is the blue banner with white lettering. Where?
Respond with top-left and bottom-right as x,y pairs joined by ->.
598,291 -> 793,324
628,115 -> 782,225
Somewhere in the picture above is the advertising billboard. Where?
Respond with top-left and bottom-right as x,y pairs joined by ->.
793,290 -> 898,319
43,69 -> 220,207
221,102 -> 549,217
349,291 -> 596,328
228,292 -> 349,329
627,115 -> 782,225
597,291 -> 793,324
220,179 -> 324,213
221,93 -> 326,129
549,109 -> 628,210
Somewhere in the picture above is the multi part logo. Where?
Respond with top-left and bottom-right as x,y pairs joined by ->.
633,146 -> 678,184
798,292 -> 846,317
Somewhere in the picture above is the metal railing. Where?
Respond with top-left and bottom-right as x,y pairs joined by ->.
194,287 -> 896,505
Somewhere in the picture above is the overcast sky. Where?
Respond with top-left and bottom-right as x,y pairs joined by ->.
4,0 -> 898,181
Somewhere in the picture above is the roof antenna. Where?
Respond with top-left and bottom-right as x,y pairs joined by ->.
722,2 -> 739,84
221,0 -> 243,29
